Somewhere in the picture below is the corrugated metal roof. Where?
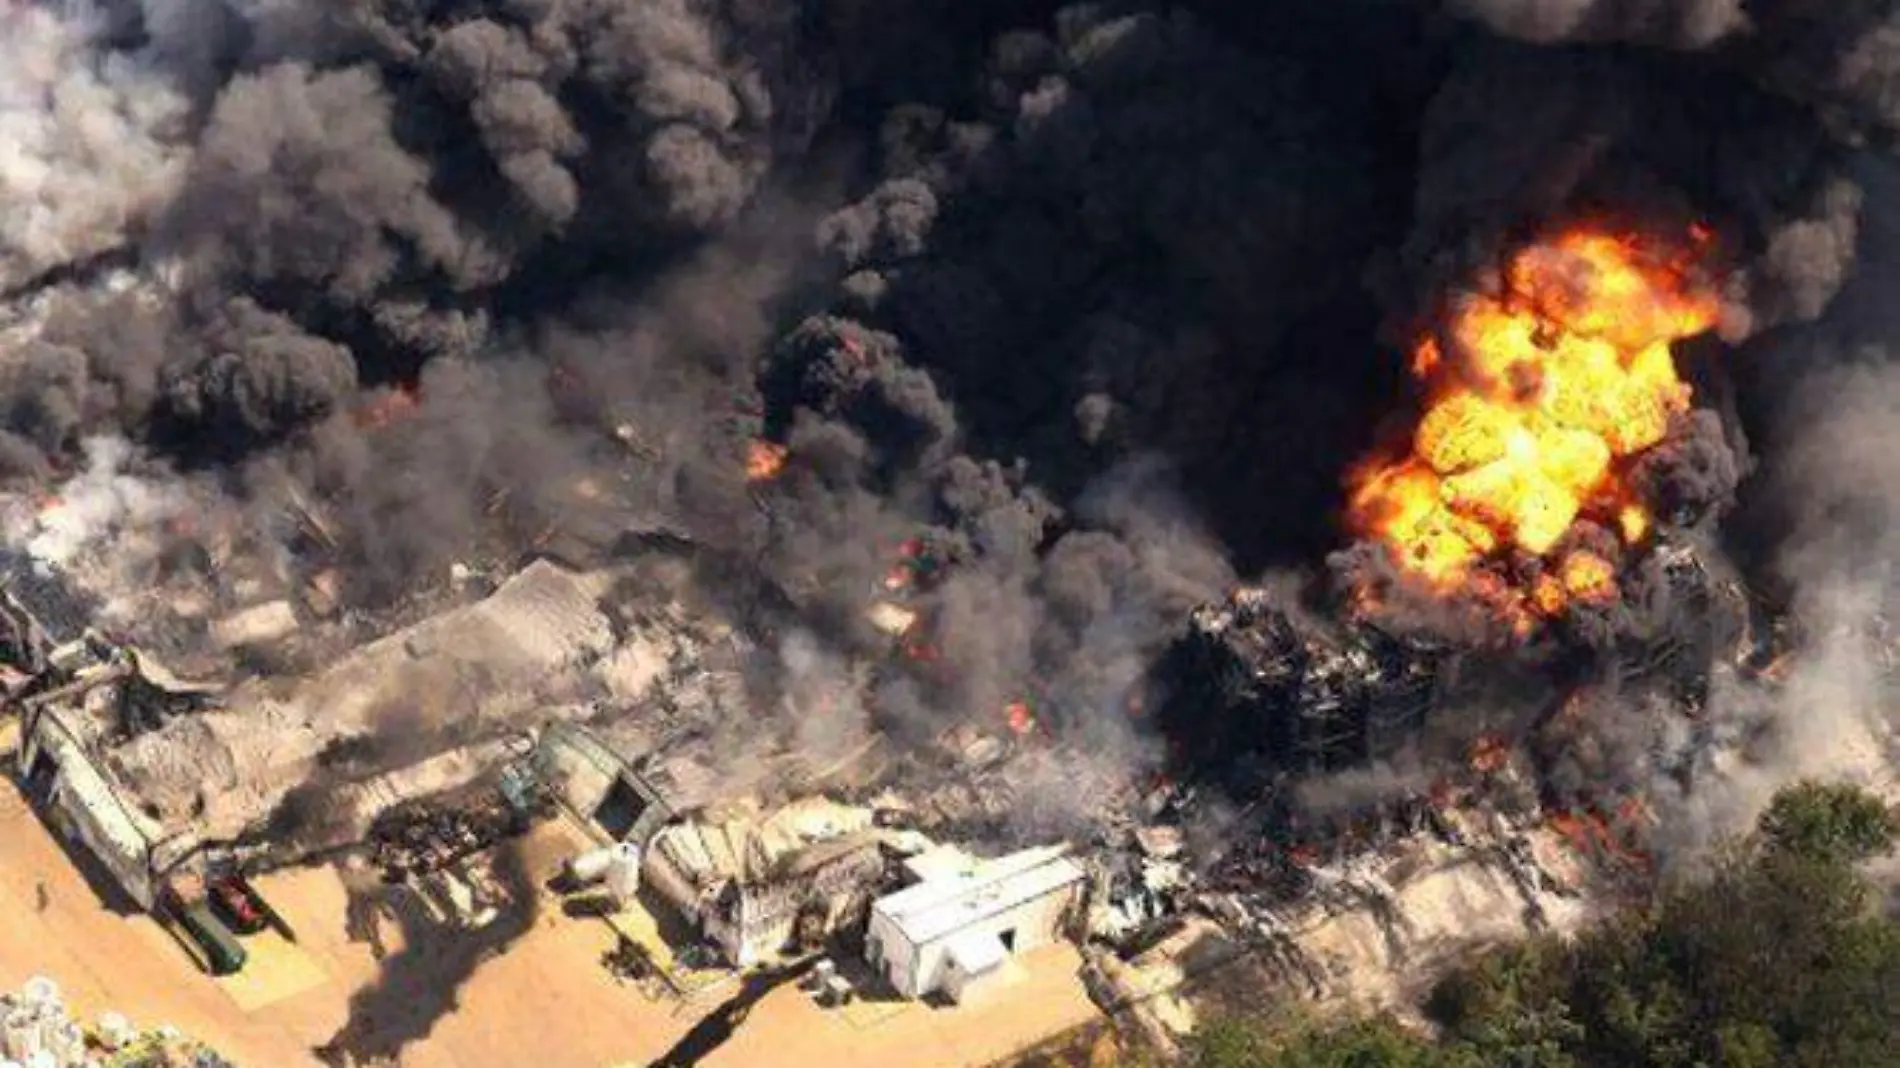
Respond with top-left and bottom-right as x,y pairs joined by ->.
873,844 -> 1085,947
945,928 -> 1007,976
650,798 -> 882,892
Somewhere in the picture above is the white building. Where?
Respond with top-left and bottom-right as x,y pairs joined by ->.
866,844 -> 1086,1003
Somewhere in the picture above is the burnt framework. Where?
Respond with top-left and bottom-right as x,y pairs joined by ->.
1155,589 -> 1448,788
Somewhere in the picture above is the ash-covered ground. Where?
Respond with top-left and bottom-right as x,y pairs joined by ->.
2,0 -> 1899,910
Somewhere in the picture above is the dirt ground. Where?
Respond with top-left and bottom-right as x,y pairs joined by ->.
0,775 -> 1101,1067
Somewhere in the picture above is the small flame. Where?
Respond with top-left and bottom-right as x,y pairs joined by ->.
354,385 -> 420,430
1559,550 -> 1616,604
1468,734 -> 1511,774
883,537 -> 932,591
1005,699 -> 1035,736
1616,503 -> 1647,543
746,439 -> 789,482
1548,803 -> 1652,870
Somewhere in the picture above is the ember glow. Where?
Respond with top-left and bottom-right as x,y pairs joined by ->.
745,439 -> 789,482
352,385 -> 420,431
1348,226 -> 1720,616
1005,699 -> 1036,735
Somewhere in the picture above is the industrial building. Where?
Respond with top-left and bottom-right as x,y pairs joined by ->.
641,797 -> 908,966
11,560 -> 619,909
535,721 -> 685,848
106,559 -> 618,848
16,652 -> 220,909
866,844 -> 1087,1003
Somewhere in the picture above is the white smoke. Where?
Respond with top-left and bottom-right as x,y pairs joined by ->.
4,435 -> 185,571
0,1 -> 191,291
778,628 -> 872,762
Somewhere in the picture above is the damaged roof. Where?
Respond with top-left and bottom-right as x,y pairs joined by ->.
648,797 -> 885,891
273,559 -> 617,734
0,547 -> 97,644
108,561 -> 620,839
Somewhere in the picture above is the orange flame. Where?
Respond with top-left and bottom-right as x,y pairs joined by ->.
353,385 -> 420,430
883,538 -> 928,591
746,439 -> 789,482
1548,805 -> 1652,871
1005,700 -> 1036,735
1468,733 -> 1511,774
1347,226 -> 1719,618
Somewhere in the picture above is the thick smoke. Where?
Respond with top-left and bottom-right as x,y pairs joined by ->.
0,4 -> 189,294
1449,0 -> 1749,48
2,0 -> 1899,899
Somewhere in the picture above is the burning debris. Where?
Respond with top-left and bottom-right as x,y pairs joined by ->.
367,776 -> 548,885
3,5 -> 1900,1062
1157,589 -> 1449,786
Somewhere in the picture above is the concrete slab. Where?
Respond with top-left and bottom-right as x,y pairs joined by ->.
212,929 -> 328,1012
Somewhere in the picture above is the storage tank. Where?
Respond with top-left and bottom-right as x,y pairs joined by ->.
604,843 -> 641,907
4,1008 -> 42,1060
16,981 -> 54,1012
567,845 -> 620,886
96,1012 -> 134,1052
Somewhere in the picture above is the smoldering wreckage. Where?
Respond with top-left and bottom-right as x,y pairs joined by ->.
4,0 -> 1900,1062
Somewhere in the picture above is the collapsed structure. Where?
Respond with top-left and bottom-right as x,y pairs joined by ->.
11,560 -> 616,909
640,797 -> 899,967
1,540 -> 1101,998
1159,589 -> 1447,781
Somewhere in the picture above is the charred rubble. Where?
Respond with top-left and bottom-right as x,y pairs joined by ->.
1156,589 -> 1449,787
6,1 -> 1900,1048
1158,534 -> 1760,788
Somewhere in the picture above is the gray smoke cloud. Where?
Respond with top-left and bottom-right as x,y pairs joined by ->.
2,0 -> 1900,895
0,5 -> 189,293
1448,0 -> 1750,47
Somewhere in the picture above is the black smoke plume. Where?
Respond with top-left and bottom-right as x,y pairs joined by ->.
3,0 -> 1899,903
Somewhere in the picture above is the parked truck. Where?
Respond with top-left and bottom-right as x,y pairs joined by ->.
157,873 -> 247,976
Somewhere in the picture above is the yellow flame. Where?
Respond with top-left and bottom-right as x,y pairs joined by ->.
1348,226 -> 1719,617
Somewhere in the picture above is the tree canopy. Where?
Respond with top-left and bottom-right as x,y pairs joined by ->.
1178,781 -> 1900,1068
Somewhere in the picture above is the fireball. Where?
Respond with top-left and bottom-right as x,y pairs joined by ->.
1348,226 -> 1719,617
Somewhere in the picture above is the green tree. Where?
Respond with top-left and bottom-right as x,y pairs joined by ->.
1177,782 -> 1900,1068
1430,781 -> 1900,1068
1183,1016 -> 1476,1068
1758,780 -> 1899,865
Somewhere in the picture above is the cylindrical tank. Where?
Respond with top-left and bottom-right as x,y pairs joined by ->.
96,1012 -> 133,1052
5,1009 -> 42,1059
46,1021 -> 82,1063
17,981 -> 55,1012
604,843 -> 641,906
567,845 -> 619,886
